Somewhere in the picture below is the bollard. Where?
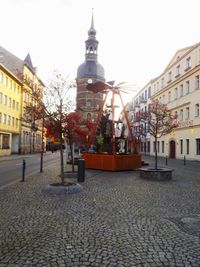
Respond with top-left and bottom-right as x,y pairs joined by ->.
21,159 -> 26,182
165,155 -> 168,165
184,155 -> 186,165
77,159 -> 85,183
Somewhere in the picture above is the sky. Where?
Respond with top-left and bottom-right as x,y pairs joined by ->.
1,0 -> 200,100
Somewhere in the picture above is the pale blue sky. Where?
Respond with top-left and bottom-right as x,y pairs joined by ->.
1,0 -> 200,95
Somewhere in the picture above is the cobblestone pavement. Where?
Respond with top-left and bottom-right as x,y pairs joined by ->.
0,157 -> 200,267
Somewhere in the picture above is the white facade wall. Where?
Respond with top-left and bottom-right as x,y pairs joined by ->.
151,43 -> 200,161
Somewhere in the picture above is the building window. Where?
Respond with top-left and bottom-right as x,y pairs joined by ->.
12,117 -> 15,126
8,115 -> 11,126
0,112 -> 2,123
157,141 -> 160,153
4,76 -> 8,87
196,139 -> 200,155
174,88 -> 178,100
195,75 -> 199,89
2,134 -> 10,149
175,65 -> 180,77
180,139 -> 183,154
4,95 -> 7,105
180,84 -> 183,97
185,57 -> 191,70
9,80 -> 12,89
145,90 -> 147,100
185,81 -> 190,94
12,100 -> 15,109
147,141 -> 150,153
0,92 -> 2,103
162,95 -> 165,104
186,139 -> 189,154
148,87 -> 151,98
161,77 -> 164,88
157,82 -> 159,91
8,97 -> 11,107
185,107 -> 190,120
195,104 -> 200,117
168,71 -> 172,83
36,134 -> 41,145
179,109 -> 183,121
16,119 -> 19,127
0,72 -> 3,83
3,114 -> 6,124
168,91 -> 171,103
162,141 -> 164,153
141,142 -> 144,152
16,102 -> 19,110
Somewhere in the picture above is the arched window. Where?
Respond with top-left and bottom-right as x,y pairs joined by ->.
87,113 -> 91,120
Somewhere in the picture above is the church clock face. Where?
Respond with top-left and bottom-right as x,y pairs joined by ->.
87,78 -> 93,84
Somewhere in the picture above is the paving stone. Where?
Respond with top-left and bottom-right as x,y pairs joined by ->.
0,157 -> 200,266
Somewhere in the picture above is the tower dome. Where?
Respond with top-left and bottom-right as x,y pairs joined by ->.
76,11 -> 105,81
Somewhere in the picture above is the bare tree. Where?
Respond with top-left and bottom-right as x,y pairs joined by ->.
139,100 -> 178,169
24,71 -> 76,183
44,71 -> 76,183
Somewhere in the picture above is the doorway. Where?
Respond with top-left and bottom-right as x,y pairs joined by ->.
169,140 -> 176,158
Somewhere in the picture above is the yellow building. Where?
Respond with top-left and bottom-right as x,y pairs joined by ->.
0,64 -> 22,156
0,46 -> 45,155
151,42 -> 200,160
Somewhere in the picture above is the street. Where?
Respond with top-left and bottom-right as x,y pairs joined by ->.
0,151 -> 61,188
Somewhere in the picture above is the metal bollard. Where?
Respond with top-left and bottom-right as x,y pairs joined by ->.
21,159 -> 26,182
165,156 -> 168,165
77,159 -> 85,183
184,155 -> 186,165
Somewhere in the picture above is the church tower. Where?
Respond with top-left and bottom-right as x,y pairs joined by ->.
76,11 -> 105,122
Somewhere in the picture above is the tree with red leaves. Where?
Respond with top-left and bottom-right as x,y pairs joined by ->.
139,100 -> 178,169
24,71 -> 79,183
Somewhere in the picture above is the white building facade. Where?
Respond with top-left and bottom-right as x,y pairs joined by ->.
129,41 -> 200,161
151,42 -> 200,160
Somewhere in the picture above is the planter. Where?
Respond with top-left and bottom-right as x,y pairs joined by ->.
140,167 -> 173,181
82,153 -> 141,171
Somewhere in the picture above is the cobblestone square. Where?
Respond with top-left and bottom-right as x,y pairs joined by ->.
0,156 -> 200,266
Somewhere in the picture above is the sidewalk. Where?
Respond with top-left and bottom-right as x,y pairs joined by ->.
0,157 -> 200,266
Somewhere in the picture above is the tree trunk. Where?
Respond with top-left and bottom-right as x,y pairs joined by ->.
69,138 -> 75,173
155,136 -> 158,170
60,133 -> 64,184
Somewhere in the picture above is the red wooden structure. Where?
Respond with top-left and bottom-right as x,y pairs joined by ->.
82,81 -> 141,171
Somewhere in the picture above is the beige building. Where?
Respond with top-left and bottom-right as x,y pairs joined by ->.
129,41 -> 200,161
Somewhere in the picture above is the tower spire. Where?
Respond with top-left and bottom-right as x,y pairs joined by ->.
91,8 -> 94,28
88,8 -> 96,37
